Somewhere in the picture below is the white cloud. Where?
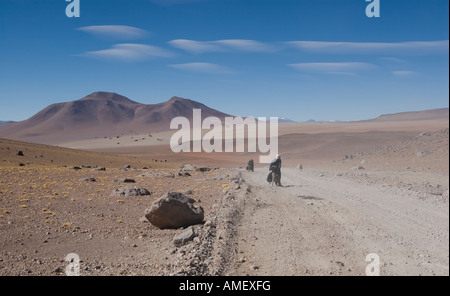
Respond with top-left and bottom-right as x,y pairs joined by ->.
168,39 -> 276,54
169,62 -> 231,74
168,40 -> 225,54
379,57 -> 406,63
215,39 -> 277,53
82,44 -> 173,61
392,70 -> 418,77
169,39 -> 449,56
78,25 -> 150,40
288,62 -> 374,75
286,40 -> 449,55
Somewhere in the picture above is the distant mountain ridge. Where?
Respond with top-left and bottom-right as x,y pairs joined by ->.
303,108 -> 448,123
0,121 -> 14,125
369,108 -> 449,122
304,119 -> 343,123
0,92 -> 232,144
0,92 -> 447,145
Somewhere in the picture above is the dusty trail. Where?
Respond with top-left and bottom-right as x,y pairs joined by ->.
228,167 -> 449,276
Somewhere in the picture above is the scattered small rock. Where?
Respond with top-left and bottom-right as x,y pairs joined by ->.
352,166 -> 364,170
204,220 -> 215,228
112,186 -> 151,197
79,178 -> 96,182
178,170 -> 191,177
180,164 -> 196,171
173,228 -> 196,247
112,178 -> 136,183
213,174 -> 227,180
92,167 -> 106,171
138,216 -> 149,223
416,151 -> 430,157
163,172 -> 175,178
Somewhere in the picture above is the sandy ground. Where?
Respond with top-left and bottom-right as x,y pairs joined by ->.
59,117 -> 449,168
0,163 -> 239,276
0,119 -> 448,276
0,139 -> 238,276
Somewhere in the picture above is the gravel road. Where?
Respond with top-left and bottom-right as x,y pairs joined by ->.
229,167 -> 449,276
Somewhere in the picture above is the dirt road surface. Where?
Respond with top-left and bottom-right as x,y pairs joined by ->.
229,167 -> 449,276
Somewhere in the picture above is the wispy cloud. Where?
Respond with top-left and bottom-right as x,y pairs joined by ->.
288,62 -> 375,75
379,57 -> 406,63
169,40 -> 224,54
168,39 -> 277,54
215,39 -> 277,52
286,40 -> 449,55
392,70 -> 418,77
81,44 -> 173,62
169,39 -> 449,56
78,25 -> 150,40
169,62 -> 231,74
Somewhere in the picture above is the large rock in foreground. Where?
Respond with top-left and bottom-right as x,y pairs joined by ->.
145,192 -> 204,229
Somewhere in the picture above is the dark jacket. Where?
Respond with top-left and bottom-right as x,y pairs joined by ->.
269,158 -> 281,171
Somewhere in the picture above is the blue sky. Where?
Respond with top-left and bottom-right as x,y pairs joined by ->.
0,0 -> 448,122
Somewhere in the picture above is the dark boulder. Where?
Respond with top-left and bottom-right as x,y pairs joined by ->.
144,192 -> 204,229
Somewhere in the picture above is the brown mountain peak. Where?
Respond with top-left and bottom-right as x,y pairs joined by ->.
79,92 -> 139,104
0,92 -> 234,144
167,96 -> 195,104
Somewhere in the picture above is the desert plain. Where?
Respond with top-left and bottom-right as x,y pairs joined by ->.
0,94 -> 448,276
